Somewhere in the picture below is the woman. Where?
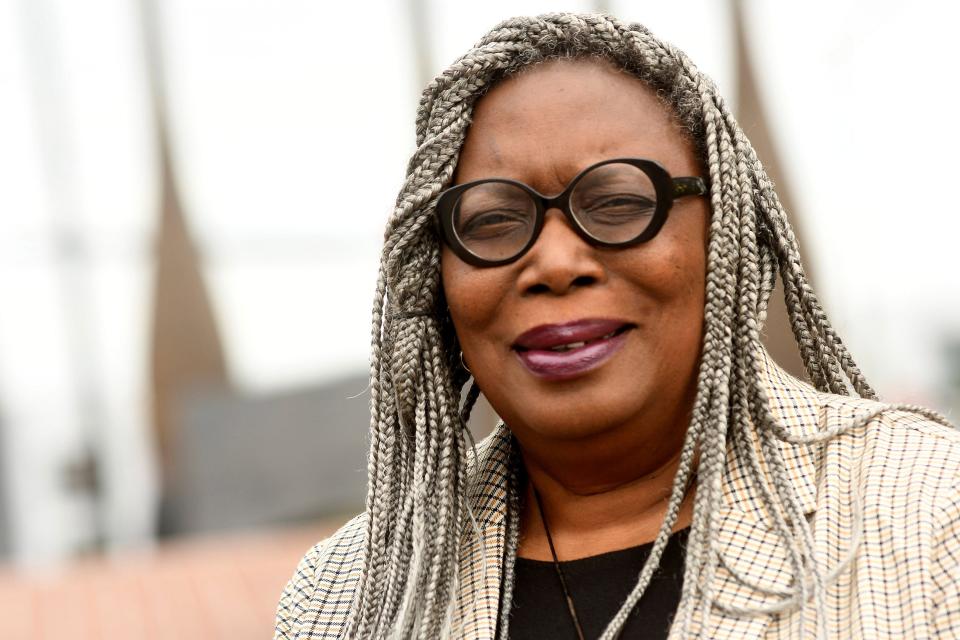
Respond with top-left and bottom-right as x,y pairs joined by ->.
276,13 -> 960,640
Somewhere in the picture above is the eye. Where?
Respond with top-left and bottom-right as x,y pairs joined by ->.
458,208 -> 532,240
578,194 -> 657,224
570,162 -> 659,231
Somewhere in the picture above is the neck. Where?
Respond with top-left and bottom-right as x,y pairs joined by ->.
514,425 -> 695,561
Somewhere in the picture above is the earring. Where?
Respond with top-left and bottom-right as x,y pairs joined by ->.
459,351 -> 471,374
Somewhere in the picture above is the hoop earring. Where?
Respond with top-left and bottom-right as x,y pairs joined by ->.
459,351 -> 471,374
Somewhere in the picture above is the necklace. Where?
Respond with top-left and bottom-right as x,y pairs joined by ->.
529,473 -> 695,640
531,484 -> 587,640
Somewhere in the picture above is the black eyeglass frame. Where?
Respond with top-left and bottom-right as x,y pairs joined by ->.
436,157 -> 708,268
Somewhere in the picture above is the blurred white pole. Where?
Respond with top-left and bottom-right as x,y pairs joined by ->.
593,0 -> 613,13
406,0 -> 434,89
17,0 -> 107,555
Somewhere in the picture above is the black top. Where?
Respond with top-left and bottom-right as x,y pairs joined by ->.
507,528 -> 689,639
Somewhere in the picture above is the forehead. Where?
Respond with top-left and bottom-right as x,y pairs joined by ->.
454,58 -> 698,188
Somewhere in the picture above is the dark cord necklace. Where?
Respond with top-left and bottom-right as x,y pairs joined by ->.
529,475 -> 694,640
531,485 -> 587,640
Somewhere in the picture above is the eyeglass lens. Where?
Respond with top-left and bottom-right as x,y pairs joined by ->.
452,162 -> 659,262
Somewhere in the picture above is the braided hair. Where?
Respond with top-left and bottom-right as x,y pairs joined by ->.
346,12 -> 950,639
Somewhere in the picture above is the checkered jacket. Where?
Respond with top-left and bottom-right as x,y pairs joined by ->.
276,353 -> 960,638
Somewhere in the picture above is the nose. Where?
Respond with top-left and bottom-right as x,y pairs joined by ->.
515,209 -> 607,296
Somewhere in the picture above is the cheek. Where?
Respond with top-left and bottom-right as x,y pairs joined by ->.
441,249 -> 479,328
614,214 -> 708,375
624,213 -> 707,308
663,214 -> 709,355
441,248 -> 507,348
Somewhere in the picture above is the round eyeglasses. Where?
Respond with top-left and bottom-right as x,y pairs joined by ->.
437,158 -> 708,267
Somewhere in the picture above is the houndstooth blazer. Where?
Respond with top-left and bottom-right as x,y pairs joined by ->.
276,352 -> 960,639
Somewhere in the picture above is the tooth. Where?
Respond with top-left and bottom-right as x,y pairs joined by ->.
551,341 -> 586,352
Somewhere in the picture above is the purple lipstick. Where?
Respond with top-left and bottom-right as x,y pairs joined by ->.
512,318 -> 634,380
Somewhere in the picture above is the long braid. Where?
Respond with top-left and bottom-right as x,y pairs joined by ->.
740,178 -> 824,638
348,12 -> 953,639
726,100 -> 826,635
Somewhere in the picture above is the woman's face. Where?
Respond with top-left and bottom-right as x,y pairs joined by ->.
442,59 -> 709,453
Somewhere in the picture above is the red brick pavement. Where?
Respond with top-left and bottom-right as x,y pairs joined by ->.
0,520 -> 344,640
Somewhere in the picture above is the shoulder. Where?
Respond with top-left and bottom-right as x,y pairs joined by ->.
274,513 -> 368,640
820,394 -> 960,629
817,392 -> 960,546
761,354 -> 960,540
822,392 -> 960,470
272,426 -> 513,639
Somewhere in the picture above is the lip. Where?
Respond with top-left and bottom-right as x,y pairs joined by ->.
512,318 -> 634,380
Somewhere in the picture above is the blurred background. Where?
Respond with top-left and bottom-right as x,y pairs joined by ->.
0,0 -> 958,637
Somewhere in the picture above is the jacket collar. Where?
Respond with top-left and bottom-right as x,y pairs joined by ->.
452,425 -> 514,640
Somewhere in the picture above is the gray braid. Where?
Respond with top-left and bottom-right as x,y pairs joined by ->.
347,12 -> 952,640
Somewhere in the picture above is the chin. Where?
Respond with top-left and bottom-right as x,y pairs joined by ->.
496,389 -> 647,443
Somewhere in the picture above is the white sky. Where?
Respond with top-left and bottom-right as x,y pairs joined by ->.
0,0 -> 958,563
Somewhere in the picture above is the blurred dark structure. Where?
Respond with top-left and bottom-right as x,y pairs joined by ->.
160,370 -> 502,535
141,0 -> 240,538
164,375 -> 370,535
141,0 -> 231,483
139,0 -> 382,537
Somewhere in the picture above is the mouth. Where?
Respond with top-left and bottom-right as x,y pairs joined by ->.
512,319 -> 635,380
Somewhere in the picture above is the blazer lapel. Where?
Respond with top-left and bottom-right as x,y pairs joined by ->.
452,426 -> 513,640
